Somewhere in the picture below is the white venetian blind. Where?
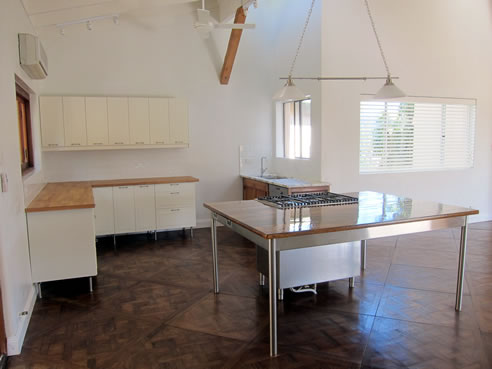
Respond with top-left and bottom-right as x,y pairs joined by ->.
360,98 -> 476,174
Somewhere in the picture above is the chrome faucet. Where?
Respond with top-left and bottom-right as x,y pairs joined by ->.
260,156 -> 268,177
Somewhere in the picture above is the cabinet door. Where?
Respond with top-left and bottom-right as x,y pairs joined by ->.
93,187 -> 115,236
156,207 -> 196,230
113,186 -> 136,234
86,97 -> 109,146
169,98 -> 189,145
108,97 -> 130,145
63,96 -> 87,147
134,185 -> 156,232
129,97 -> 150,145
149,98 -> 170,145
40,96 -> 64,148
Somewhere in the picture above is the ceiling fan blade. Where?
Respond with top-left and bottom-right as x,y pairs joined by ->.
196,8 -> 211,24
215,23 -> 255,30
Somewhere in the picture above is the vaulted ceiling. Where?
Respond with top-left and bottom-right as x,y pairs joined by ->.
20,0 -> 250,28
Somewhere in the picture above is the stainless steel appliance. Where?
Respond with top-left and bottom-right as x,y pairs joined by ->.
256,192 -> 361,300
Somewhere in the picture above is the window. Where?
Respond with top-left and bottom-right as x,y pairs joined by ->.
16,84 -> 34,173
280,99 -> 311,159
360,98 -> 476,174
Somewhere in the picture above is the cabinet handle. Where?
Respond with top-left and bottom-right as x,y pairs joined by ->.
136,141 -> 145,145
118,186 -> 128,189
155,141 -> 165,144
48,143 -> 58,147
139,185 -> 149,188
171,209 -> 180,212
71,143 -> 81,146
114,142 -> 125,145
170,183 -> 179,186
170,192 -> 179,195
93,142 -> 104,145
175,141 -> 184,144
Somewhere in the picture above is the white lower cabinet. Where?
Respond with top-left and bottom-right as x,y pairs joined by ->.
27,208 -> 97,283
135,185 -> 156,232
93,187 -> 115,236
113,186 -> 136,234
156,207 -> 195,229
93,182 -> 195,238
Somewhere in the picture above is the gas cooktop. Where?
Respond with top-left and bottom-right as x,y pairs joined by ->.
257,192 -> 359,209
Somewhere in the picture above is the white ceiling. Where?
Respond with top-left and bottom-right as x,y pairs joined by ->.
20,0 -> 213,28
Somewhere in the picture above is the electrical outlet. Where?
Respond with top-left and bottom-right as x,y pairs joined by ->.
0,173 -> 7,193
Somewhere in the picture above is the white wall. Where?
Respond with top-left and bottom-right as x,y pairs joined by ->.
38,4 -> 276,226
321,0 -> 492,221
0,0 -> 43,354
266,0 -> 322,181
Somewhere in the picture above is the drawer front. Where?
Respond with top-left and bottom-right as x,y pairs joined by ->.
155,183 -> 195,208
156,207 -> 196,230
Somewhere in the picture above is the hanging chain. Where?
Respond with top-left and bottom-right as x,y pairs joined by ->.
288,0 -> 316,78
364,0 -> 390,77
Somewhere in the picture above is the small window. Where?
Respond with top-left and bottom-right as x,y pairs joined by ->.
279,98 -> 311,159
16,84 -> 34,173
360,97 -> 476,174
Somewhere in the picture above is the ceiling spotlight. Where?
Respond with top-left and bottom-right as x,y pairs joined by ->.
86,21 -> 92,31
113,15 -> 119,25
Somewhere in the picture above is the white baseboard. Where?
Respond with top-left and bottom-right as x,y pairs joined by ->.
7,285 -> 36,356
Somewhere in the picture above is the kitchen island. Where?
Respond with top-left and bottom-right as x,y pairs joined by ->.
204,191 -> 478,357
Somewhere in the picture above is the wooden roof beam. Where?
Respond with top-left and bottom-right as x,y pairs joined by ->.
219,5 -> 246,85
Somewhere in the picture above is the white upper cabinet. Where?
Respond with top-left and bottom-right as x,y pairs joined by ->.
108,97 -> 130,145
86,97 -> 109,146
129,97 -> 150,145
169,98 -> 189,145
149,98 -> 170,145
40,95 -> 188,150
63,96 -> 87,147
40,96 -> 64,148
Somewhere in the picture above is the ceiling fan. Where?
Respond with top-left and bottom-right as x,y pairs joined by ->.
195,0 -> 255,38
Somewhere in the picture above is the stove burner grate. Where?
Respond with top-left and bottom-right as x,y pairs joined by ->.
257,192 -> 358,209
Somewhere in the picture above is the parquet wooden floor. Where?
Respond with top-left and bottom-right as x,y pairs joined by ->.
8,222 -> 492,368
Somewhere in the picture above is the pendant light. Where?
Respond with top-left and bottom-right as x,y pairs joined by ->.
273,0 -> 316,102
276,0 -> 404,98
364,0 -> 406,99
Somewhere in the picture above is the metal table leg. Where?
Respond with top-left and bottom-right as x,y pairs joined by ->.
211,215 -> 219,294
455,217 -> 468,311
361,240 -> 367,270
268,239 -> 278,357
349,277 -> 355,288
89,277 -> 93,293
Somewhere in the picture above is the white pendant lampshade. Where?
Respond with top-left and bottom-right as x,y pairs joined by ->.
374,75 -> 406,99
273,77 -> 306,102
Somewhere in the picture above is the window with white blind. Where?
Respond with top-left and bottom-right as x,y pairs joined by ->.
360,98 -> 476,174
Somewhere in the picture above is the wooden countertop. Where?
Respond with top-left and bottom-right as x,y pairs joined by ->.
26,176 -> 199,213
204,191 -> 479,239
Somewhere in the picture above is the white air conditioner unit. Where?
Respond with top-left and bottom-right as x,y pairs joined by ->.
18,33 -> 48,79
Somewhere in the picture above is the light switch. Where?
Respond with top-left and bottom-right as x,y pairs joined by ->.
1,173 -> 8,193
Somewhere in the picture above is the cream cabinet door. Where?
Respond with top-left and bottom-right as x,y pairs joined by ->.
86,97 -> 109,146
169,98 -> 189,145
93,187 -> 115,236
108,97 -> 130,145
129,97 -> 150,145
149,98 -> 170,145
40,96 -> 65,148
113,186 -> 136,234
63,96 -> 87,147
134,185 -> 156,232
